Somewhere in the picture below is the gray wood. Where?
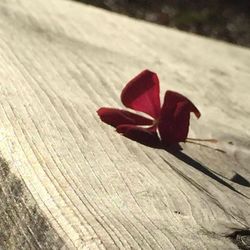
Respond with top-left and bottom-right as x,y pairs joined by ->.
0,0 -> 249,249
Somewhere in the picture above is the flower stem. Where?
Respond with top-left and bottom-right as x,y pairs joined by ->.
186,138 -> 218,143
185,140 -> 225,153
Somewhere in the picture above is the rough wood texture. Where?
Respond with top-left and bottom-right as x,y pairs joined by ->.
0,0 -> 250,249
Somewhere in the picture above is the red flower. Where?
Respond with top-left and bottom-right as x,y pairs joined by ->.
97,70 -> 201,147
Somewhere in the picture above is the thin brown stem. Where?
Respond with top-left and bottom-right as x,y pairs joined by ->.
186,140 -> 225,153
186,138 -> 218,143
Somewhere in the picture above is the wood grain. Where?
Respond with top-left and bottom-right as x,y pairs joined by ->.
0,0 -> 250,249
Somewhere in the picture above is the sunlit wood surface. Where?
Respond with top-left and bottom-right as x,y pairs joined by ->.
0,0 -> 250,249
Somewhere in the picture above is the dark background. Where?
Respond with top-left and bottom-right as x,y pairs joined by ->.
74,0 -> 250,47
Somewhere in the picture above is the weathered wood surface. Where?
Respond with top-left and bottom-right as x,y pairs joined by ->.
0,0 -> 250,249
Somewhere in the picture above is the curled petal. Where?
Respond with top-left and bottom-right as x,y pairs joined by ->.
121,70 -> 161,119
158,91 -> 201,146
117,125 -> 160,147
97,107 -> 154,128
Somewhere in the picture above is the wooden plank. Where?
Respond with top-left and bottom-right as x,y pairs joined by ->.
0,0 -> 249,249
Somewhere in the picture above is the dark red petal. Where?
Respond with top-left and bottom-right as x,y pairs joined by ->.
97,107 -> 154,128
117,125 -> 160,147
158,91 -> 201,146
121,70 -> 161,119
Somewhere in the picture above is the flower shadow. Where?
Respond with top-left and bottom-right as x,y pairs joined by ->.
129,137 -> 249,198
164,148 -> 249,198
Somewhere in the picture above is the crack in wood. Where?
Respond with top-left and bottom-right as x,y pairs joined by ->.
227,230 -> 250,250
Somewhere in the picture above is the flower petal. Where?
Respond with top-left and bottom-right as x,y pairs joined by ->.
121,70 -> 161,119
158,91 -> 201,146
117,124 -> 160,147
97,107 -> 154,128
